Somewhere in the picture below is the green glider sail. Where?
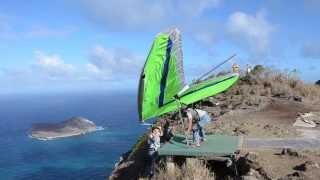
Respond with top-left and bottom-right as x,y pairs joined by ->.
138,28 -> 239,121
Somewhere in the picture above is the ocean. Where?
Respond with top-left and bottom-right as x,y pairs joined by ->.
0,91 -> 147,180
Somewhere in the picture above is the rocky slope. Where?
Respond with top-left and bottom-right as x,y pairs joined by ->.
110,66 -> 320,180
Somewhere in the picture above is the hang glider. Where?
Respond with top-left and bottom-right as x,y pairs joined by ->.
138,28 -> 239,121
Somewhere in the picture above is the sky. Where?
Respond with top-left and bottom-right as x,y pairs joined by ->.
0,0 -> 319,94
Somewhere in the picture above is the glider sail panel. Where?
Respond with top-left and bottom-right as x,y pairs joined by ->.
138,27 -> 239,121
157,73 -> 239,117
138,28 -> 185,121
179,74 -> 239,104
140,72 -> 239,121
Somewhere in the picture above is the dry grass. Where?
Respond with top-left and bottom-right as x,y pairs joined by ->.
237,67 -> 320,104
152,159 -> 214,180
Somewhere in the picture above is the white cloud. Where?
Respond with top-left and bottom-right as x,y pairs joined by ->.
192,30 -> 216,45
0,14 -> 76,40
87,45 -> 143,79
75,0 -> 222,49
175,0 -> 221,18
185,21 -> 220,49
2,46 -> 143,85
78,0 -> 166,31
26,26 -> 76,38
226,10 -> 275,55
32,51 -> 76,80
77,0 -> 221,31
301,42 -> 320,59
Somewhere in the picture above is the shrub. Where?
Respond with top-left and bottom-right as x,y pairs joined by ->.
252,65 -> 265,75
153,159 -> 214,180
237,66 -> 320,103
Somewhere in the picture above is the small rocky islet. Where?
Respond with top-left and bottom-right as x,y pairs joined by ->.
29,116 -> 103,140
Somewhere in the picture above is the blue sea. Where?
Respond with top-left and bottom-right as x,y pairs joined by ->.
0,91 -> 148,180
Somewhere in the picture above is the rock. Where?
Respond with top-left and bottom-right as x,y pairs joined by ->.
242,175 -> 259,180
245,152 -> 261,170
289,96 -> 303,102
29,117 -> 102,140
237,153 -> 272,180
280,171 -> 308,180
263,124 -> 272,130
281,148 -> 300,157
293,113 -> 317,128
294,161 -> 320,171
293,119 -> 316,128
204,97 -> 220,107
231,102 -> 242,109
242,169 -> 263,180
233,127 -> 249,135
220,110 -> 229,116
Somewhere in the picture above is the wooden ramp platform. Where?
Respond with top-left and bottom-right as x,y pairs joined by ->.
158,134 -> 240,157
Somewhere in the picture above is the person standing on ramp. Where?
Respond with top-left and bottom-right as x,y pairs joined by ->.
185,108 -> 212,147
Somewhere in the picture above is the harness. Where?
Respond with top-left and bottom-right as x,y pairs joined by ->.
189,109 -> 200,123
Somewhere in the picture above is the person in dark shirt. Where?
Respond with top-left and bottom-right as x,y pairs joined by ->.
147,126 -> 162,178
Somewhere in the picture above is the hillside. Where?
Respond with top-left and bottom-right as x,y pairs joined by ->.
110,66 -> 320,180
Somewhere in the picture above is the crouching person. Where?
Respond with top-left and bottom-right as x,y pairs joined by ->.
186,108 -> 212,147
147,126 -> 162,178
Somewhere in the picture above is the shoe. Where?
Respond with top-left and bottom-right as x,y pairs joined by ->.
201,138 -> 207,142
191,143 -> 201,148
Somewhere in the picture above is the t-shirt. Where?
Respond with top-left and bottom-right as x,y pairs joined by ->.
188,109 -> 211,129
195,109 -> 207,118
189,109 -> 207,122
148,134 -> 160,151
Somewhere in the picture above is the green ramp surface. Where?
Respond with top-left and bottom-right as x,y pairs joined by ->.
158,134 -> 240,157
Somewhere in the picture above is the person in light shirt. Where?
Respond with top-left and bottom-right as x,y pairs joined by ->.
185,108 -> 212,147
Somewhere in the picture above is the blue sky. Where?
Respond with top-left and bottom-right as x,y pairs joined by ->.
0,0 -> 319,94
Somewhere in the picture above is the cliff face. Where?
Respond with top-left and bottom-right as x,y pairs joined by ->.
109,133 -> 150,180
30,117 -> 101,140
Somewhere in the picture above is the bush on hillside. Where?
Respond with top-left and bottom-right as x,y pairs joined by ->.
153,159 -> 214,180
251,65 -> 265,75
219,65 -> 320,105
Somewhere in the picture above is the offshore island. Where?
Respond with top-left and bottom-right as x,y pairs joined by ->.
29,116 -> 103,140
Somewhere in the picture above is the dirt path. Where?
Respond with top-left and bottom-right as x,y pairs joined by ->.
241,128 -> 320,150
244,137 -> 320,150
206,99 -> 320,138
